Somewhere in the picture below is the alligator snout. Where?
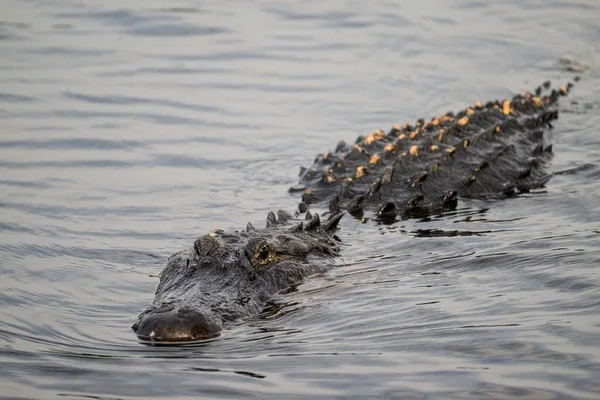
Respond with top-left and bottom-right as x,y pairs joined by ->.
132,305 -> 222,343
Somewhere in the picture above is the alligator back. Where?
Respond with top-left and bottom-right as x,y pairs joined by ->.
293,82 -> 574,220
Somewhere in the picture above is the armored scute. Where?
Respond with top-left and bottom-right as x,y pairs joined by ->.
294,81 -> 570,220
134,81 -> 575,343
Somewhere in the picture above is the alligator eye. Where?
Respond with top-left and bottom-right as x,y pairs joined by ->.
256,243 -> 270,262
200,257 -> 213,268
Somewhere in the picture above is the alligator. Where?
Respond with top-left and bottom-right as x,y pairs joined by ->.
133,81 -> 576,343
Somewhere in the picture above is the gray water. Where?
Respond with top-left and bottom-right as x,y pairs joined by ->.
2,1 -> 600,399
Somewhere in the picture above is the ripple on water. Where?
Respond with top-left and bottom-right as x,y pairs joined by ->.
1,0 -> 600,399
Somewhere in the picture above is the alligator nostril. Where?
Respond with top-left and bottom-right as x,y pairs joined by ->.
133,307 -> 222,343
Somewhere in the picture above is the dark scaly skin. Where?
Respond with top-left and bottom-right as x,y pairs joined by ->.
294,81 -> 573,220
133,212 -> 343,342
133,81 -> 575,343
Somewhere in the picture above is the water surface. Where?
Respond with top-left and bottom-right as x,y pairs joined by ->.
1,1 -> 600,399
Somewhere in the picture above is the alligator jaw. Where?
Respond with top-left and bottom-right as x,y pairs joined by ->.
132,305 -> 223,343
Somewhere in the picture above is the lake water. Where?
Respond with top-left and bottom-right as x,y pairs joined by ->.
1,1 -> 600,399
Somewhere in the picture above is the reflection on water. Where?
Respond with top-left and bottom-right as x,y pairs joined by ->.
1,0 -> 600,399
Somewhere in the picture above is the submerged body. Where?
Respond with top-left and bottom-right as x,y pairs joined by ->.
133,81 -> 574,343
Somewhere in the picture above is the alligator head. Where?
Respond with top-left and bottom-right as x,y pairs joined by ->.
132,211 -> 342,343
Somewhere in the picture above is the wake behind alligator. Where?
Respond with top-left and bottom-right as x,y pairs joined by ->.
133,80 -> 576,343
